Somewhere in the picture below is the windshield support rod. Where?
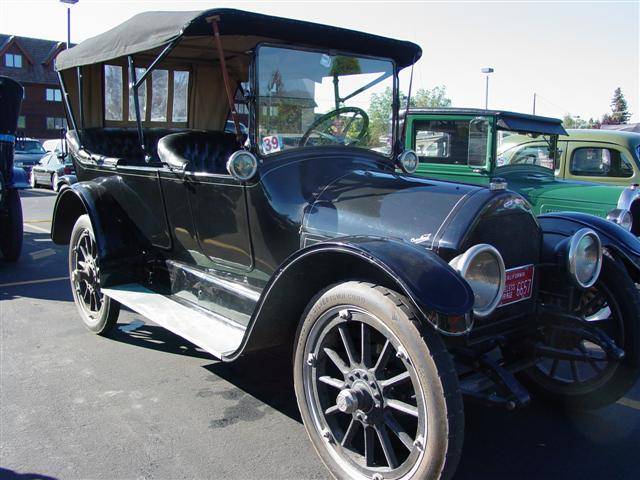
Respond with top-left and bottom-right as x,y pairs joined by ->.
77,66 -> 85,133
135,39 -> 179,90
340,72 -> 392,104
208,15 -> 243,143
128,55 -> 147,160
400,58 -> 416,150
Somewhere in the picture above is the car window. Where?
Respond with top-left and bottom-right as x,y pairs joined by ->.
412,119 -> 489,166
570,147 -> 633,178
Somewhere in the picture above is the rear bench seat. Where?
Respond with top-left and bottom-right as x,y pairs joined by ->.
157,131 -> 239,174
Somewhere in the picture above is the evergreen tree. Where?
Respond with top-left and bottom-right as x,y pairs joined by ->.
609,87 -> 631,124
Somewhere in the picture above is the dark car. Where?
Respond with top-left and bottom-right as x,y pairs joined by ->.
29,151 -> 74,191
50,9 -> 640,479
0,76 -> 26,261
14,137 -> 46,174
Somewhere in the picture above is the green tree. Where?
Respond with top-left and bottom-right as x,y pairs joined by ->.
366,85 -> 452,145
410,86 -> 452,108
562,114 -> 588,129
609,87 -> 631,124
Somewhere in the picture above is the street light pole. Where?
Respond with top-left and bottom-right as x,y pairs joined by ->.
481,67 -> 494,109
60,0 -> 79,49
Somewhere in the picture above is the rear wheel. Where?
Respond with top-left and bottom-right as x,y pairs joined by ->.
294,282 -> 464,480
69,214 -> 120,334
0,189 -> 23,261
523,257 -> 640,409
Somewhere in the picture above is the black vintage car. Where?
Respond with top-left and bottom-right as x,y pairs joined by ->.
0,76 -> 26,261
51,9 -> 640,480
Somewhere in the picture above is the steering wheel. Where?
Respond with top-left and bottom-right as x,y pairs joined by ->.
298,107 -> 369,147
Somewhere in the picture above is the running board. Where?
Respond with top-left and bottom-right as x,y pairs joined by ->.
102,283 -> 245,359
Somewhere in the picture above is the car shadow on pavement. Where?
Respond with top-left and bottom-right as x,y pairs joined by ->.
0,467 -> 59,480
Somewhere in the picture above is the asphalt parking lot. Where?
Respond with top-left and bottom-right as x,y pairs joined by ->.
1,189 -> 639,480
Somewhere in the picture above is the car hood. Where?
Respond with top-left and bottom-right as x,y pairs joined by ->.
302,169 -> 484,248
496,166 -> 623,210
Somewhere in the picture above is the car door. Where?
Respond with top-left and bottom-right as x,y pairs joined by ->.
184,171 -> 254,271
565,142 -> 638,186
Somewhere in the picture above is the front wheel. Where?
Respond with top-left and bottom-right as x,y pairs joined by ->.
523,256 -> 640,409
294,282 -> 464,480
0,189 -> 23,261
69,214 -> 120,334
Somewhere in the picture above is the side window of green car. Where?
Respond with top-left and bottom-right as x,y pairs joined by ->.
412,119 -> 488,166
570,147 -> 633,178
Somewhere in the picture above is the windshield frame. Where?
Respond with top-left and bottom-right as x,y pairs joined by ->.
252,42 -> 399,161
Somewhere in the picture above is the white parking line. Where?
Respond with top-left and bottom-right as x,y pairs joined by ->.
23,222 -> 51,234
617,397 -> 640,411
0,276 -> 69,289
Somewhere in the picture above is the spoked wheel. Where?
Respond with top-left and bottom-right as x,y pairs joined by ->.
524,257 -> 640,409
69,214 -> 120,334
295,282 -> 464,480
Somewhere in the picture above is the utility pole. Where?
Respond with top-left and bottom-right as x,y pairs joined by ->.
481,67 -> 494,109
60,0 -> 79,49
533,92 -> 536,115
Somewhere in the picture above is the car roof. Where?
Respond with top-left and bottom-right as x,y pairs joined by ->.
408,108 -> 566,136
56,8 -> 422,71
563,129 -> 640,148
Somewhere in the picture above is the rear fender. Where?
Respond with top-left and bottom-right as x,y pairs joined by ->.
538,212 -> 640,281
51,181 -> 146,286
225,236 -> 474,360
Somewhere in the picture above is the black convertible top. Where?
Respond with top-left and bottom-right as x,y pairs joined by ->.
408,108 -> 567,136
55,8 -> 422,71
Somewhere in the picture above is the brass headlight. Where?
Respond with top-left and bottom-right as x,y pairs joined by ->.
567,228 -> 602,288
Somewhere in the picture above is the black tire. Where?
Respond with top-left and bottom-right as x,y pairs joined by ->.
69,214 -> 120,334
294,281 -> 464,480
0,189 -> 23,261
523,257 -> 640,409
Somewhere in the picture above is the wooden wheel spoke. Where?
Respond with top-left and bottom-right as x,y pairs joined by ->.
323,347 -> 350,375
384,411 -> 414,451
386,399 -> 419,418
380,370 -> 411,390
318,375 -> 345,390
549,358 -> 560,378
373,340 -> 394,374
375,424 -> 398,469
578,343 -> 603,373
361,323 -> 372,368
341,418 -> 360,447
338,324 -> 357,367
570,360 -> 580,383
364,426 -> 375,467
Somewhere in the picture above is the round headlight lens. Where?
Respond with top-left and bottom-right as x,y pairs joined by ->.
568,229 -> 602,288
606,208 -> 632,231
398,149 -> 418,173
449,244 -> 506,318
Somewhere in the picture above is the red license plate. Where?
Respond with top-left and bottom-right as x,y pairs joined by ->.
499,264 -> 534,306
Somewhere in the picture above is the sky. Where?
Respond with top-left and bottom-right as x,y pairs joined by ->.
1,0 -> 638,122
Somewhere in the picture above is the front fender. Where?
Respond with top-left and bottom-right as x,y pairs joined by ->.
538,211 -> 640,277
225,236 -> 474,360
51,182 -> 146,286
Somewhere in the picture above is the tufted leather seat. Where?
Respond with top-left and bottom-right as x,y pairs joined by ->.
81,128 -> 185,165
157,131 -> 240,174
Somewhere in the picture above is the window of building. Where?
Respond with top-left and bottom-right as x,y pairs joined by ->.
570,147 -> 634,178
46,88 -> 62,102
17,116 -> 26,129
46,117 -> 67,130
5,53 -> 22,68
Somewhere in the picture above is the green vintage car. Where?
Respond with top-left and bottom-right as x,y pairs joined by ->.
405,108 -> 640,233
501,129 -> 640,186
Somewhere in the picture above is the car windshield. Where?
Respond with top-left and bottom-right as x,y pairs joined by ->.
497,131 -> 557,171
16,140 -> 45,154
256,45 -> 395,156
